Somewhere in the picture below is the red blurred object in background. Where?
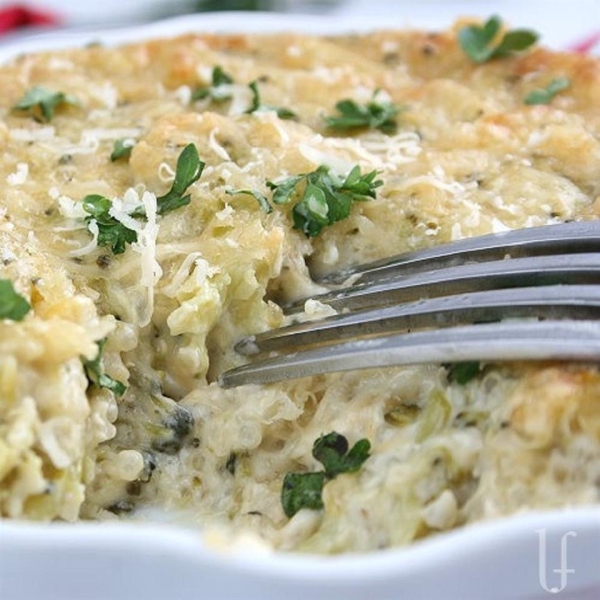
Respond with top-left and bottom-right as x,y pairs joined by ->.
0,4 -> 60,33
569,31 -> 600,53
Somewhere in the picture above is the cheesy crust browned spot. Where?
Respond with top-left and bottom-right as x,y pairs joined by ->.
0,22 -> 598,553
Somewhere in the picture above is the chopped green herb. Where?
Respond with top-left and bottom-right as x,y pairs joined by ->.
83,339 -> 127,396
524,77 -> 570,105
82,144 -> 203,255
458,15 -> 538,63
13,85 -> 79,122
325,94 -> 400,133
110,138 -> 135,162
192,65 -> 235,102
83,194 -> 138,255
446,361 -> 481,385
246,80 -> 296,120
155,143 -> 205,216
0,279 -> 31,321
226,188 -> 273,213
312,432 -> 371,478
281,472 -> 326,518
267,165 -> 382,237
281,431 -> 371,518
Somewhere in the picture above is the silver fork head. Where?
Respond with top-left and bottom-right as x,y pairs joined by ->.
219,221 -> 600,388
219,320 -> 600,388
235,285 -> 600,356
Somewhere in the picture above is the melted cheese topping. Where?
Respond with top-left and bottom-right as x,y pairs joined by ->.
0,24 -> 599,554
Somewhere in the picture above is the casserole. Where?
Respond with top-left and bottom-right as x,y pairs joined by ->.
0,10 -> 599,600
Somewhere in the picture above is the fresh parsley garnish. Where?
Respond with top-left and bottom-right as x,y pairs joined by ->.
281,432 -> 371,518
13,85 -> 79,122
226,188 -> 272,213
110,138 -> 135,162
83,194 -> 138,255
282,472 -> 327,517
0,279 -> 31,321
325,94 -> 400,133
446,361 -> 481,385
155,143 -> 205,216
83,339 -> 127,396
246,80 -> 296,120
312,432 -> 372,478
82,144 -> 203,254
192,66 -> 235,102
267,165 -> 382,237
458,16 -> 538,63
524,77 -> 570,105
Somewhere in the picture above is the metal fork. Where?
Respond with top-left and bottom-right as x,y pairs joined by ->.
219,221 -> 600,387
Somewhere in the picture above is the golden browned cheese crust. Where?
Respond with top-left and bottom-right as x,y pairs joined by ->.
0,23 -> 598,552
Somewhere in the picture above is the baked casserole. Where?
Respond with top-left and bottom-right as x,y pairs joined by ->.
0,17 -> 599,553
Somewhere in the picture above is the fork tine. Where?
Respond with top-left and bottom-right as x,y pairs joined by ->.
319,220 -> 600,285
285,253 -> 600,314
236,285 -> 600,356
219,320 -> 600,387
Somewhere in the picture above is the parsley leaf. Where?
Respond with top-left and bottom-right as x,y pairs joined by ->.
312,432 -> 371,478
325,94 -> 400,133
524,77 -> 570,105
281,472 -> 326,518
192,65 -> 235,102
83,194 -> 138,255
156,143 -> 205,216
110,138 -> 135,162
13,85 -> 78,122
446,361 -> 481,385
0,279 -> 31,321
458,15 -> 538,63
81,144 -> 203,254
281,431 -> 371,518
83,339 -> 127,396
246,80 -> 296,120
267,165 -> 382,237
226,188 -> 273,213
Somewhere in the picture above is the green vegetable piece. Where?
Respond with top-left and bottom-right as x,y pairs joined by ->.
226,188 -> 272,213
152,396 -> 194,454
458,15 -> 538,63
524,77 -> 570,105
156,143 -> 205,215
325,94 -> 400,133
192,65 -> 235,102
416,390 -> 452,442
110,139 -> 135,162
225,452 -> 237,475
312,432 -> 371,478
446,361 -> 481,385
267,165 -> 382,237
246,80 -> 296,120
83,339 -> 127,396
281,471 -> 326,518
0,279 -> 31,321
147,395 -> 194,455
13,85 -> 78,122
83,194 -> 138,255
